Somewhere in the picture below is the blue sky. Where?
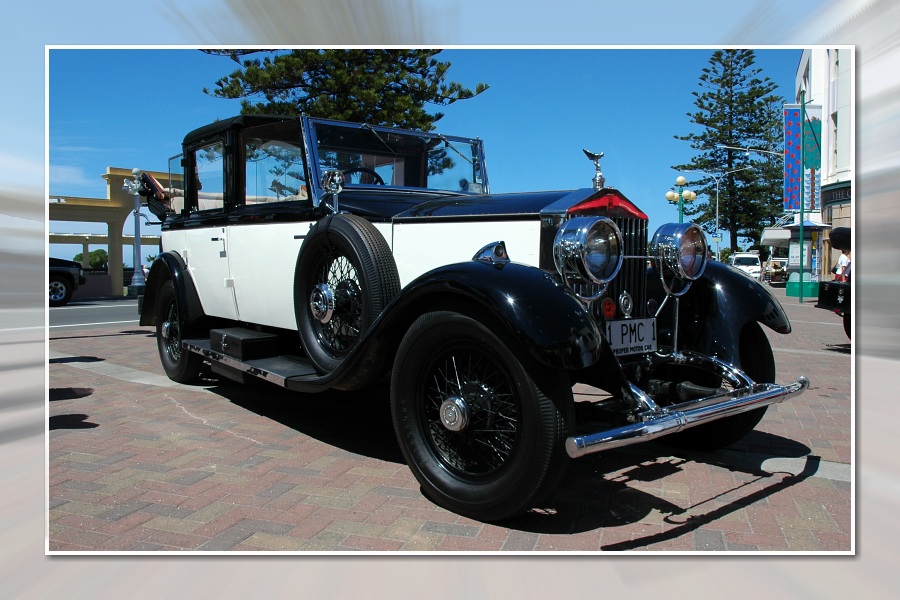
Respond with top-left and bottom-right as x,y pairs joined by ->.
48,47 -> 800,263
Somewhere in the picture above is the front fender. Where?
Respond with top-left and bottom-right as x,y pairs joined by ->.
386,261 -> 605,371
650,261 -> 791,365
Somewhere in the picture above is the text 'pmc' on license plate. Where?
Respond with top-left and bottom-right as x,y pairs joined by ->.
605,318 -> 657,356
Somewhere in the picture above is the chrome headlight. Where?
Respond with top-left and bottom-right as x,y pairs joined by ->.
553,217 -> 624,294
649,223 -> 708,281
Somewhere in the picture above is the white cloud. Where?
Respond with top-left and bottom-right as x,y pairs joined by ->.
48,164 -> 99,193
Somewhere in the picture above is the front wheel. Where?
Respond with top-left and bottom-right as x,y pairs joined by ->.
390,311 -> 572,521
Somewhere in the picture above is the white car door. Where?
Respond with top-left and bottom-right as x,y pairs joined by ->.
180,140 -> 239,321
227,135 -> 313,330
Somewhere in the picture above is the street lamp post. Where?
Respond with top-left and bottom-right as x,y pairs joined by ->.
712,166 -> 754,261
122,168 -> 146,297
665,176 -> 696,224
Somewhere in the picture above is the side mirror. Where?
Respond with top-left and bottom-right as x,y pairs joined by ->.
320,170 -> 344,213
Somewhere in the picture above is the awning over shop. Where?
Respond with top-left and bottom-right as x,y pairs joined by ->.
784,219 -> 831,230
760,227 -> 791,247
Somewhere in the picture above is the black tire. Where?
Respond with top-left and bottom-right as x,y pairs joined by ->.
294,214 -> 400,373
155,280 -> 203,383
665,321 -> 775,451
843,313 -> 850,339
390,311 -> 572,521
49,276 -> 72,307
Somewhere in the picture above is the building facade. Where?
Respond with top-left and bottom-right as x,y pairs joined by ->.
795,48 -> 853,276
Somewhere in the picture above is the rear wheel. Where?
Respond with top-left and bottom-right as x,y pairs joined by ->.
391,311 -> 572,521
156,280 -> 202,383
665,321 -> 774,451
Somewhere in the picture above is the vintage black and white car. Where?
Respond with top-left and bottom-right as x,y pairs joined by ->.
138,115 -> 809,521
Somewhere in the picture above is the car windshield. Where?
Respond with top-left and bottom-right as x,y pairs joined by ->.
734,257 -> 760,267
310,120 -> 485,194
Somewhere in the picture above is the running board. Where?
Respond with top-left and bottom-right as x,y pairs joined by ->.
565,376 -> 810,458
183,338 -> 318,387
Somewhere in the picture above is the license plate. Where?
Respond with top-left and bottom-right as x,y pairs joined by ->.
605,318 -> 657,356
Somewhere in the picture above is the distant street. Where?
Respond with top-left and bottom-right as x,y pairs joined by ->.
49,298 -> 141,331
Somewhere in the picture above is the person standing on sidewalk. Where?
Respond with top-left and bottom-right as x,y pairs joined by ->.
836,248 -> 851,282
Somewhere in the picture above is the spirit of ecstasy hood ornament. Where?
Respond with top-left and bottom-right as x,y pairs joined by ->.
583,149 -> 606,190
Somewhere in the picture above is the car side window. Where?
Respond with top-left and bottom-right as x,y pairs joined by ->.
245,138 -> 309,205
194,141 -> 227,212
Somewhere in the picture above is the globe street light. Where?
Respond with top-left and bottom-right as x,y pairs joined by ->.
122,168 -> 146,296
665,176 -> 696,224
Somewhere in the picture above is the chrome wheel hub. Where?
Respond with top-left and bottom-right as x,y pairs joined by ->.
309,283 -> 335,324
439,397 -> 470,432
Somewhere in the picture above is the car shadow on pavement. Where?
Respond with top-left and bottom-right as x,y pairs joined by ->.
209,378 -> 405,465
506,435 -> 817,545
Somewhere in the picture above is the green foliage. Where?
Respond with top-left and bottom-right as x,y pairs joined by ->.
203,49 -> 488,131
672,49 -> 786,252
73,249 -> 108,269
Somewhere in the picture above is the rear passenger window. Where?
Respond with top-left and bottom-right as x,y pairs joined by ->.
243,122 -> 309,206
195,141 -> 226,212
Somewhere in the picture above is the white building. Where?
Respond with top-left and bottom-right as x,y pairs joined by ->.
795,48 -> 853,275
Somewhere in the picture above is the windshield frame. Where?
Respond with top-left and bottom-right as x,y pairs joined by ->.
303,116 -> 488,207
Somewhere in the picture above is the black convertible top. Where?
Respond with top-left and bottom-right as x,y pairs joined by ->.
183,115 -> 297,147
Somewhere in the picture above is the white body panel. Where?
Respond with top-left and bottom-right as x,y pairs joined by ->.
391,220 -> 541,287
163,217 -> 541,330
227,221 -> 315,330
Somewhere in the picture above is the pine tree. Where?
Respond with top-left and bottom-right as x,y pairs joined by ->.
203,49 -> 488,131
672,49 -> 785,253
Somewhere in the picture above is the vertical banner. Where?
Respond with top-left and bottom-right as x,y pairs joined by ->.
784,103 -> 822,212
784,104 -> 802,211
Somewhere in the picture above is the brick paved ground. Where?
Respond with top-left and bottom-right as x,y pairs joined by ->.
47,285 -> 852,552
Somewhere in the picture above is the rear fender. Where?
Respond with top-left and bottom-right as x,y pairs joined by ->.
139,252 -> 206,329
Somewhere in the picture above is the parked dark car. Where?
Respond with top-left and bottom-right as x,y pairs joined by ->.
816,227 -> 851,338
137,115 -> 809,521
49,257 -> 86,307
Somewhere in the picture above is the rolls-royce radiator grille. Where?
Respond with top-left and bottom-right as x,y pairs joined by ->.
573,216 -> 649,321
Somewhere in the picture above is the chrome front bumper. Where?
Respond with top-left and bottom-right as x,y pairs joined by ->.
565,352 -> 810,458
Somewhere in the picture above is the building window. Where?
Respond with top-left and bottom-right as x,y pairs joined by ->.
831,112 -> 838,174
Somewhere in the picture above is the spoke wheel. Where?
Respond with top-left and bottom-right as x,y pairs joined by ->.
391,311 -> 571,521
423,345 -> 521,478
155,280 -> 202,383
295,214 -> 399,373
309,253 -> 364,355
